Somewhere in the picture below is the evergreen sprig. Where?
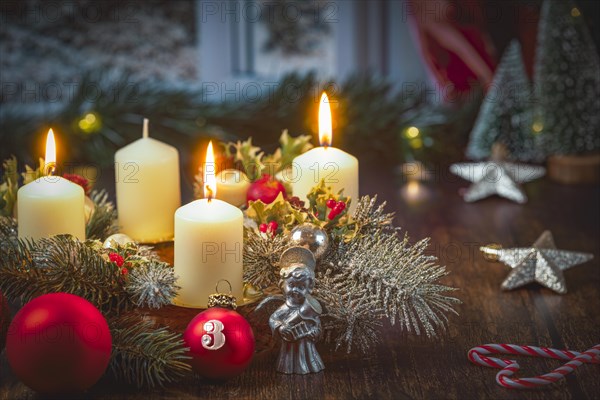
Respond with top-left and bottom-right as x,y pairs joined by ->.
109,315 -> 191,388
86,189 -> 118,240
0,217 -> 177,314
0,71 -> 472,169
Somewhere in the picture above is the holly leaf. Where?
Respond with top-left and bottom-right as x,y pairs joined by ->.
246,192 -> 306,233
22,158 -> 45,185
306,180 -> 352,234
0,156 -> 19,217
277,129 -> 313,170
222,138 -> 264,181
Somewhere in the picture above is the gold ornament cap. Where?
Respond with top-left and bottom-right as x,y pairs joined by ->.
480,243 -> 503,262
207,279 -> 237,310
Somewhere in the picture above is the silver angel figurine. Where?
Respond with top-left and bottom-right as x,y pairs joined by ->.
268,247 -> 324,374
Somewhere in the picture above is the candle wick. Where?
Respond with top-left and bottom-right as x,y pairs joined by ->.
46,163 -> 56,176
143,118 -> 149,139
205,184 -> 213,202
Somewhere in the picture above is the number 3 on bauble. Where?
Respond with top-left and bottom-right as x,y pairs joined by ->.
183,292 -> 255,380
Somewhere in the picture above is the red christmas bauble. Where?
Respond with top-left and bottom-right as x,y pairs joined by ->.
247,174 -> 286,204
6,293 -> 112,394
183,307 -> 255,379
1,290 -> 11,350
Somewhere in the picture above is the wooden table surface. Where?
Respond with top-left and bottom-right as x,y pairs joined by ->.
1,166 -> 599,400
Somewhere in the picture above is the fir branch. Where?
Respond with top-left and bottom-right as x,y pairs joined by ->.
109,315 -> 191,388
0,217 -> 179,313
0,156 -> 18,217
86,189 -> 118,240
36,236 -> 130,312
0,218 -> 41,301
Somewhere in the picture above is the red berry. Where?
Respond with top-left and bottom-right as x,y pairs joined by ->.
326,199 -> 336,209
327,209 -> 339,220
63,173 -> 90,195
259,223 -> 268,233
120,267 -> 128,276
334,201 -> 346,211
109,252 -> 124,267
267,221 -> 278,233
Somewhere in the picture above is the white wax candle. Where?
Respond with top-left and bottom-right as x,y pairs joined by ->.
215,169 -> 250,207
291,146 -> 359,211
115,119 -> 180,243
290,92 -> 359,211
18,176 -> 86,241
18,129 -> 86,241
173,198 -> 244,308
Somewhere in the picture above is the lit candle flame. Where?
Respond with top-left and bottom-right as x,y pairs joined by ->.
318,92 -> 332,147
204,141 -> 217,200
44,129 -> 56,175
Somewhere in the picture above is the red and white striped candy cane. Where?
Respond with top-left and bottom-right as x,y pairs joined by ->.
468,343 -> 600,389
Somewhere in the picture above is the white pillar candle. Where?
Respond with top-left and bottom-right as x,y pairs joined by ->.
215,169 -> 250,207
18,129 -> 85,241
291,93 -> 359,211
115,119 -> 180,243
173,142 -> 244,308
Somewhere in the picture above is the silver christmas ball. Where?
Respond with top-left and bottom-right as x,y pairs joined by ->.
103,233 -> 134,248
289,223 -> 329,259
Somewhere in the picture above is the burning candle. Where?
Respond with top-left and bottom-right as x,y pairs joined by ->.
18,129 -> 86,241
173,142 -> 244,308
291,93 -> 359,211
215,169 -> 250,207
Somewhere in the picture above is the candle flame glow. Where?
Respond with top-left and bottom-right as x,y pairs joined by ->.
318,92 -> 332,147
44,129 -> 56,175
204,141 -> 217,200
406,180 -> 420,198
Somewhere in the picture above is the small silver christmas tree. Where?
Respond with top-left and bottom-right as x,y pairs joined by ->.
466,41 -> 538,161
467,0 -> 600,161
533,0 -> 600,156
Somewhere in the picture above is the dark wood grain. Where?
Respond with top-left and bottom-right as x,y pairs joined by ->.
1,166 -> 599,400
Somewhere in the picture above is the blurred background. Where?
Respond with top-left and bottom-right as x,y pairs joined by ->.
1,0 -> 599,196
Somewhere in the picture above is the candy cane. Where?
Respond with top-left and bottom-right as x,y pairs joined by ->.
468,343 -> 600,389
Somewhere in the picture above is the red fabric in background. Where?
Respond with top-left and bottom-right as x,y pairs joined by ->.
408,0 -> 497,101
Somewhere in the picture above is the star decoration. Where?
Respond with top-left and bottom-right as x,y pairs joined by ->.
450,161 -> 545,203
480,231 -> 594,294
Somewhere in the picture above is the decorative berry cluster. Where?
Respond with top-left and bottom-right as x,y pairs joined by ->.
326,199 -> 346,220
63,173 -> 90,195
259,221 -> 279,236
108,252 -> 129,276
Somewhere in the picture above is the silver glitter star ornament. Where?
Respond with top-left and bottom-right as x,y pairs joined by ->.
450,161 -> 545,203
480,231 -> 593,294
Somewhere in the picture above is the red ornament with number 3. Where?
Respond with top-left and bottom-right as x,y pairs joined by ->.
183,307 -> 255,379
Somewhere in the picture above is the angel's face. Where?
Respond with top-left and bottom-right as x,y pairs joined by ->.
284,278 -> 308,306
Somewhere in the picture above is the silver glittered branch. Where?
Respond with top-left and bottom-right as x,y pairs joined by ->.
351,195 -> 395,234
243,228 -> 290,289
331,231 -> 460,339
315,270 -> 384,353
244,195 -> 460,353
